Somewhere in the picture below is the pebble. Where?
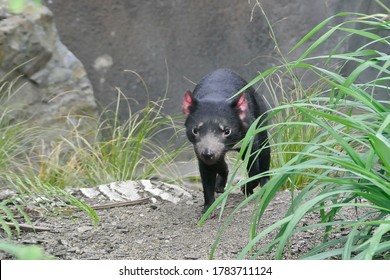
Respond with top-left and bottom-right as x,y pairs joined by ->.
59,239 -> 69,246
184,254 -> 200,260
77,226 -> 93,234
21,239 -> 39,244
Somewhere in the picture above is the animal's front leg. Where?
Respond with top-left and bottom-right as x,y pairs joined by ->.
215,160 -> 228,193
198,161 -> 217,215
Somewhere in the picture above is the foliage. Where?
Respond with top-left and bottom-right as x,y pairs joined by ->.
201,7 -> 390,260
0,76 -> 33,175
7,0 -> 42,13
0,240 -> 53,259
34,86 -> 184,189
0,68 -> 183,260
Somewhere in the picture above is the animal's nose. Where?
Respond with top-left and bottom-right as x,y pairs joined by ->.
201,149 -> 215,161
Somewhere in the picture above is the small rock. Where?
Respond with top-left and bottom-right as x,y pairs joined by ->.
184,255 -> 200,260
110,181 -> 142,200
59,239 -> 69,246
77,226 -> 92,233
79,188 -> 100,199
160,192 -> 180,204
93,54 -> 113,71
98,184 -> 125,202
21,239 -> 39,245
0,189 -> 16,200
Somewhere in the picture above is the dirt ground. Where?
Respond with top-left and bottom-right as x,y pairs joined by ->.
0,182 -> 330,260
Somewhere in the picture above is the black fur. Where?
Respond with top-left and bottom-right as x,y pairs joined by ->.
183,69 -> 270,215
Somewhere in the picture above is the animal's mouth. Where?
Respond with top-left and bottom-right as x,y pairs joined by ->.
196,148 -> 225,165
199,155 -> 219,165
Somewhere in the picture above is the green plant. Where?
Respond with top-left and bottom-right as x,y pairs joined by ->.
0,240 -> 53,260
0,72 -> 100,238
34,83 -> 185,189
7,0 -> 42,13
0,68 -> 185,239
201,6 -> 390,260
89,88 -> 183,184
0,76 -> 34,176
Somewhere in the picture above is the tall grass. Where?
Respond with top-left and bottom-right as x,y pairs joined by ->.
0,70 -> 184,241
33,66 -> 185,187
35,88 -> 185,188
201,7 -> 390,259
0,76 -> 99,238
0,76 -> 34,175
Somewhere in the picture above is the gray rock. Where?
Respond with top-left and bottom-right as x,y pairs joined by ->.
0,1 -> 97,143
76,226 -> 93,234
75,180 -> 194,205
79,188 -> 100,199
98,184 -> 125,202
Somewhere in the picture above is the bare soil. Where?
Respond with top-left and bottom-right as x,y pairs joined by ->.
0,184 -> 329,260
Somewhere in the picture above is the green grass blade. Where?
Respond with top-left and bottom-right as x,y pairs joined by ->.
289,12 -> 352,54
363,216 -> 390,259
338,27 -> 389,44
369,133 -> 390,174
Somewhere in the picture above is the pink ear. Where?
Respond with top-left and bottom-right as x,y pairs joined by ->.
182,90 -> 194,117
236,93 -> 248,121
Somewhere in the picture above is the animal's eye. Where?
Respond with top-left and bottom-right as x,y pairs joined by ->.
223,128 -> 231,136
192,127 -> 199,135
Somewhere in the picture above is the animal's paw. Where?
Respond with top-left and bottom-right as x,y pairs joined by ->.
199,207 -> 217,220
241,185 -> 254,196
215,185 -> 225,193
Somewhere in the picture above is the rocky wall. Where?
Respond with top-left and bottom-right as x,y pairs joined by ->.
0,0 -> 98,142
46,0 -> 388,121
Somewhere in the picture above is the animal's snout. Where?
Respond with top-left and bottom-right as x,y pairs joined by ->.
201,149 -> 215,161
194,132 -> 226,165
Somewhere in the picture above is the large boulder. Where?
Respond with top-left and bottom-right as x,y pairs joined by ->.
0,1 -> 98,141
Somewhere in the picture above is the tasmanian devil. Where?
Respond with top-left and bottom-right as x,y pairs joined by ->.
182,68 -> 270,216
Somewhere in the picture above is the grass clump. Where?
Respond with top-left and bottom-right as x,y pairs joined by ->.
0,76 -> 100,238
36,88 -> 184,188
0,69 -> 184,243
202,5 -> 390,260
